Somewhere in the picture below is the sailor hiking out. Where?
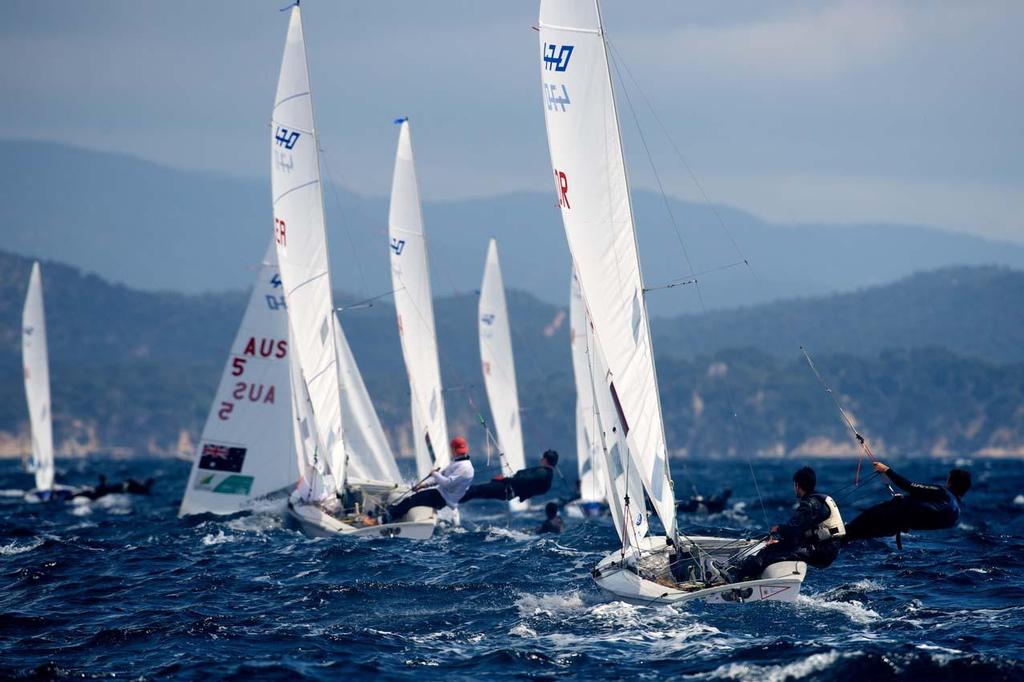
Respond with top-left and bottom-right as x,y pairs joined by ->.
460,449 -> 558,504
720,467 -> 844,583
385,437 -> 475,521
537,501 -> 564,534
843,462 -> 971,543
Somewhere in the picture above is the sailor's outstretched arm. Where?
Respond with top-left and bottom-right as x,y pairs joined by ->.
878,464 -> 948,501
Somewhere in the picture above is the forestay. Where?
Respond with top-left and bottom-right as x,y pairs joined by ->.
334,312 -> 402,484
22,262 -> 54,492
179,244 -> 300,516
538,0 -> 676,536
271,5 -> 348,489
479,239 -> 527,510
388,120 -> 450,478
570,271 -> 606,506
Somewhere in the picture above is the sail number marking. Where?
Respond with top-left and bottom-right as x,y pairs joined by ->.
217,337 -> 287,420
274,126 -> 301,149
543,43 -> 574,72
554,169 -> 570,209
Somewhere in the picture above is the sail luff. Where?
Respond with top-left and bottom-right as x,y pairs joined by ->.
22,262 -> 54,492
271,5 -> 348,491
388,120 -> 451,475
538,0 -> 676,537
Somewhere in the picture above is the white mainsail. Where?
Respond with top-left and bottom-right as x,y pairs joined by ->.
271,4 -> 347,493
479,239 -> 527,511
388,119 -> 450,478
335,313 -> 402,485
539,0 -> 676,536
22,262 -> 54,492
570,271 -> 606,507
179,244 -> 300,516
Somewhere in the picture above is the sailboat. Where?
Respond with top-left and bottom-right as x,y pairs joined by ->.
271,4 -> 433,539
178,244 -> 300,516
388,119 -> 453,484
538,0 -> 805,603
564,271 -> 608,518
22,262 -> 73,502
478,239 -> 528,512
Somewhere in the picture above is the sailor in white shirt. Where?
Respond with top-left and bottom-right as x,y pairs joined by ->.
386,436 -> 475,521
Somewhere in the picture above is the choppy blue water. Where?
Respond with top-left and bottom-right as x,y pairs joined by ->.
2,456 -> 1023,680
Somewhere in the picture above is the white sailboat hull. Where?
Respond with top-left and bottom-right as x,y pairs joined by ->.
287,501 -> 437,540
593,535 -> 805,605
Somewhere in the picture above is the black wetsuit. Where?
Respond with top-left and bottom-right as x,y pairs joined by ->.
843,469 -> 961,542
460,466 -> 553,503
677,489 -> 732,514
731,493 -> 841,582
537,516 -> 564,534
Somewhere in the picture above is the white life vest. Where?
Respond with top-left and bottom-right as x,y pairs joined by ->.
810,494 -> 846,541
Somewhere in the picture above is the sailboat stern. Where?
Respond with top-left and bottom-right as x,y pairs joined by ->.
592,536 -> 806,605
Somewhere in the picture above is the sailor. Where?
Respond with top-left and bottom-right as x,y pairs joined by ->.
677,487 -> 732,514
723,467 -> 844,583
385,436 -> 475,521
537,501 -> 564,534
843,462 -> 971,543
460,450 -> 558,504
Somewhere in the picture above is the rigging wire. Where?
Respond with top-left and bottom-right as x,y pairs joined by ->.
800,346 -> 895,496
607,44 -> 771,529
319,146 -> 370,301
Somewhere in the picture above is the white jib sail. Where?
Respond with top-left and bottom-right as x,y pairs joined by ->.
539,0 -> 676,536
584,297 -> 650,549
179,244 -> 301,516
335,312 -> 402,485
479,239 -> 527,511
388,119 -> 450,478
570,270 -> 606,506
22,262 -> 54,492
271,5 -> 348,490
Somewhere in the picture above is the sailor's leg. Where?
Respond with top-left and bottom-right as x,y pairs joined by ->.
459,481 -> 508,503
389,489 -> 443,520
843,497 -> 910,542
731,543 -> 790,582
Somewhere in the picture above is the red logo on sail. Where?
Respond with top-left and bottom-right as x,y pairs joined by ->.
554,169 -> 570,209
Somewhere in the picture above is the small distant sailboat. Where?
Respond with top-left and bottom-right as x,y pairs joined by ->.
388,119 -> 452,482
22,262 -> 72,502
178,244 -> 300,517
538,0 -> 805,603
272,4 -> 432,539
478,239 -> 528,512
564,271 -> 608,518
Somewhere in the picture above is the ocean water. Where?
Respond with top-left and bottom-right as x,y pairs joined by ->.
2,456 -> 1023,680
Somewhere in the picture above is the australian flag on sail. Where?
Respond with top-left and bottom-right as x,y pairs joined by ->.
198,443 -> 247,473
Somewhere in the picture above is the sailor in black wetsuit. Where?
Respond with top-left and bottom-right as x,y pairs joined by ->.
537,502 -> 564,534
723,467 -> 844,583
843,462 -> 971,542
460,450 -> 557,504
677,488 -> 732,514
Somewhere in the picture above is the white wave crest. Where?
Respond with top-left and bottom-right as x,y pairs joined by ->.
515,590 -> 586,618
0,537 -> 44,555
201,530 -> 241,546
699,650 -> 843,681
485,527 -> 535,543
797,594 -> 880,625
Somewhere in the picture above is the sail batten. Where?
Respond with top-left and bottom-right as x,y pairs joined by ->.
388,120 -> 450,478
539,0 -> 676,537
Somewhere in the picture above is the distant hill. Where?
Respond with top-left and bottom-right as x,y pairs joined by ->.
4,140 -> 1024,316
0,251 -> 1021,459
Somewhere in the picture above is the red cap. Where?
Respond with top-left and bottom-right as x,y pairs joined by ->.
450,436 -> 469,455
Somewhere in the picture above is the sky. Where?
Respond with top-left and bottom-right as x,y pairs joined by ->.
2,0 -> 1022,243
